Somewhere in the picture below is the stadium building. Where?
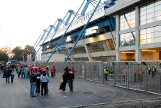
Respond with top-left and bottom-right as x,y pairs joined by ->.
38,0 -> 161,62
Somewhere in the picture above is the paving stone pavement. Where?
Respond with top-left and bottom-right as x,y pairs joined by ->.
0,73 -> 160,108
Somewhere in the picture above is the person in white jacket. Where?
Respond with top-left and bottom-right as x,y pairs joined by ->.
40,71 -> 49,96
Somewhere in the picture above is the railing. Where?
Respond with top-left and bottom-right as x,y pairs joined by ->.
27,61 -> 161,95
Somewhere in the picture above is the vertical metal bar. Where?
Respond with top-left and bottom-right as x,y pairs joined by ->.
127,63 -> 130,89
114,62 -> 116,86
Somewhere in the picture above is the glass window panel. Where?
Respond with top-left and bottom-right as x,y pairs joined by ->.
155,0 -> 161,7
147,38 -> 154,43
120,19 -> 125,23
155,16 -> 161,21
140,15 -> 146,20
125,16 -> 130,21
155,5 -> 161,11
120,15 -> 124,19
155,31 -> 161,37
140,34 -> 146,39
120,23 -> 125,27
131,14 -> 135,19
140,29 -> 146,34
132,11 -> 135,15
155,11 -> 161,16
131,23 -> 135,27
147,8 -> 154,14
147,14 -> 154,19
131,19 -> 135,23
140,39 -> 147,44
147,28 -> 153,33
140,10 -> 146,16
140,20 -> 146,25
125,13 -> 130,17
155,37 -> 161,42
147,33 -> 154,38
155,26 -> 161,32
140,6 -> 147,11
147,18 -> 153,23
147,2 -> 155,9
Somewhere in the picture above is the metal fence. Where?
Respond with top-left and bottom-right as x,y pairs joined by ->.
28,61 -> 161,94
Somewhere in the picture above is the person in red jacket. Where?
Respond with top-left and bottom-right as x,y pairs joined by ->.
71,67 -> 75,79
50,66 -> 55,77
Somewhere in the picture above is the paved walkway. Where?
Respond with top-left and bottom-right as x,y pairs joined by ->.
0,73 -> 160,108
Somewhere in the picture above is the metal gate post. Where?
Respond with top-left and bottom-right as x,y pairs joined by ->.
113,62 -> 116,86
127,63 -> 130,89
82,62 -> 86,80
125,62 -> 129,89
101,62 -> 104,83
142,62 -> 147,93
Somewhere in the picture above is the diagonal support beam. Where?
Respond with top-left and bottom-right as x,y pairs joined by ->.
65,0 -> 102,61
46,0 -> 86,63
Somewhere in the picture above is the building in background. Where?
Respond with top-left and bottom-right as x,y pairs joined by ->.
40,0 -> 161,62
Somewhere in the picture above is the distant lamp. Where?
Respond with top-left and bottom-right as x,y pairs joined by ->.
66,36 -> 72,43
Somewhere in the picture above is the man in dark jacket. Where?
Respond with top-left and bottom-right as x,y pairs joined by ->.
30,71 -> 37,97
68,69 -> 74,91
5,67 -> 12,83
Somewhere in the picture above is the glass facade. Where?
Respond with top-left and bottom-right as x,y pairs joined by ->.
120,10 -> 135,30
93,56 -> 115,61
140,25 -> 161,44
140,0 -> 161,25
58,49 -> 68,54
120,32 -> 135,47
88,40 -> 114,53
72,46 -> 86,54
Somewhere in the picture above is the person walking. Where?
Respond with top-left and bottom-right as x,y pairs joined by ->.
40,71 -> 49,96
30,71 -> 37,97
36,72 -> 41,95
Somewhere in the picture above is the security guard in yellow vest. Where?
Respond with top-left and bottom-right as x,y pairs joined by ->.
104,67 -> 108,81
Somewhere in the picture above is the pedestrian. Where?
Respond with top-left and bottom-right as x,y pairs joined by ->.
152,66 -> 156,77
50,66 -> 55,77
59,71 -> 67,91
5,66 -> 12,83
29,71 -> 37,97
36,72 -> 41,95
64,66 -> 69,74
68,69 -> 74,91
104,67 -> 108,81
71,67 -> 75,80
40,71 -> 49,96
11,70 -> 14,83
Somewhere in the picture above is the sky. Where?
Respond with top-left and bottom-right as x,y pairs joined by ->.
0,0 -> 83,49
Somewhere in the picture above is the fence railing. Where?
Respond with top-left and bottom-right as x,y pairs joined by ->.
27,61 -> 161,94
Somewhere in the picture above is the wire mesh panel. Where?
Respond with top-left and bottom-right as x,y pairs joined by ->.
84,61 -> 103,83
145,61 -> 161,94
25,61 -> 161,94
102,62 -> 114,85
128,62 -> 145,91
113,62 -> 128,88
